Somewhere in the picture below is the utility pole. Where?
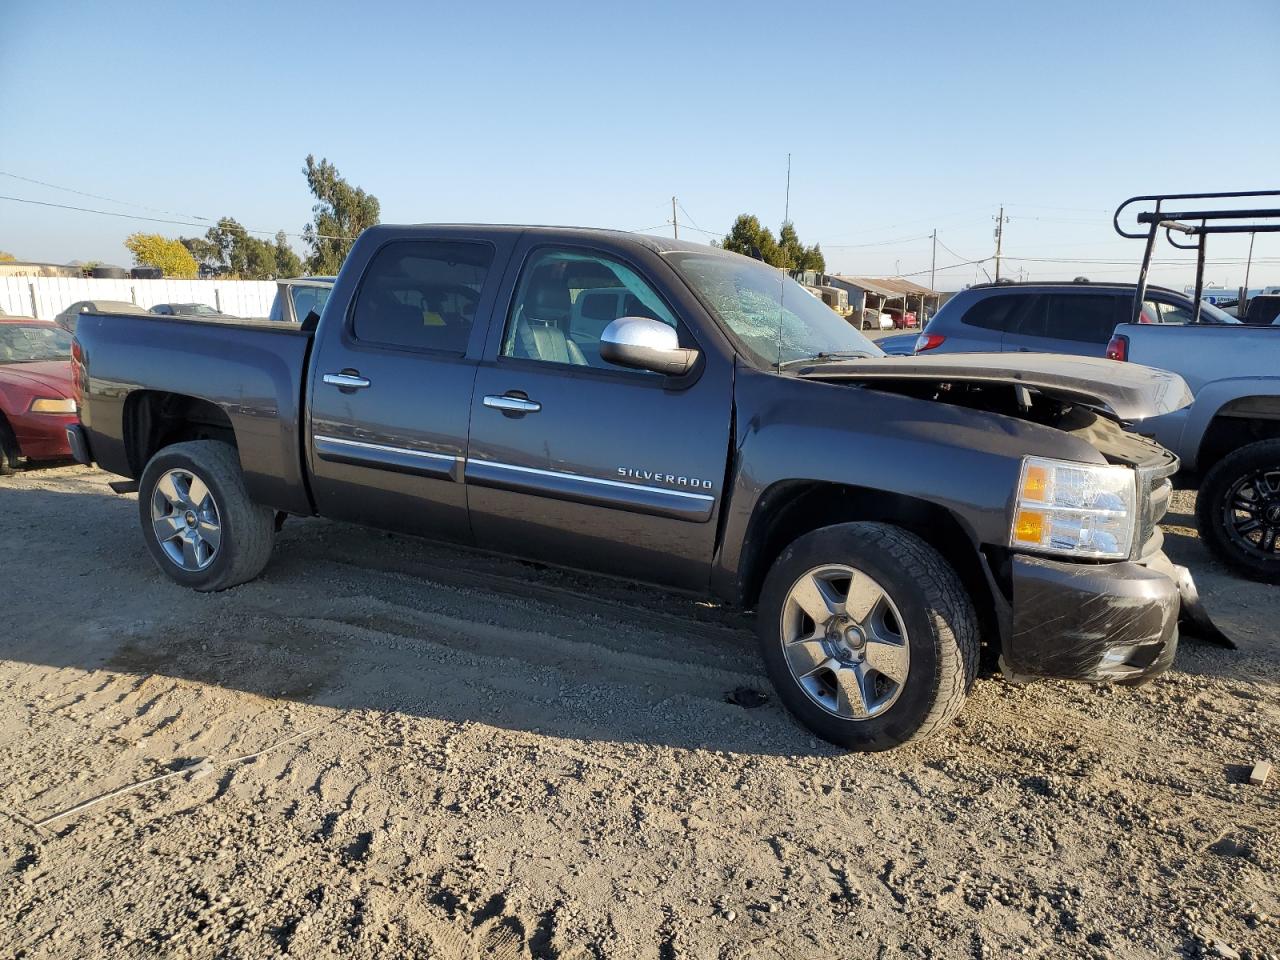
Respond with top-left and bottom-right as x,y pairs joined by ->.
930,229 -> 937,291
671,196 -> 678,239
993,205 -> 1008,282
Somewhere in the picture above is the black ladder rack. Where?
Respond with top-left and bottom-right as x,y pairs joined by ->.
1113,189 -> 1280,324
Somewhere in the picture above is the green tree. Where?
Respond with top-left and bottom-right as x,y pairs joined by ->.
721,215 -> 825,274
274,231 -> 303,277
0,251 -> 15,262
181,219 -> 302,279
124,233 -> 199,278
301,155 -> 380,275
777,221 -> 826,274
721,214 -> 780,265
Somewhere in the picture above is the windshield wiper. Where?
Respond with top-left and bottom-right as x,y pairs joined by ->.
777,351 -> 875,368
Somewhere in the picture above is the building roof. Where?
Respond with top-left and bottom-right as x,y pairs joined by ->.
833,275 -> 938,298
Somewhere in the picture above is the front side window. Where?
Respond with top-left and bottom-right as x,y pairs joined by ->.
352,242 -> 492,353
666,252 -> 880,367
502,249 -> 679,369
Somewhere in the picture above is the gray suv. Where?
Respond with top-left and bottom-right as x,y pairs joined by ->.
915,281 -> 1238,357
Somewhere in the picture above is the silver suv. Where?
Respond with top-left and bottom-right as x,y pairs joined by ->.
915,281 -> 1237,356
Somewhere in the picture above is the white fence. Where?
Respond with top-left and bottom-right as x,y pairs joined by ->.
0,277 -> 279,321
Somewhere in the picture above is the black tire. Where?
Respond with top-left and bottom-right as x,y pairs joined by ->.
757,522 -> 979,751
1197,439 -> 1280,584
0,415 -> 19,475
137,440 -> 275,591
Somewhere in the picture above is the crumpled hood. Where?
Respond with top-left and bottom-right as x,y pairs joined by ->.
0,360 -> 74,398
797,352 -> 1192,422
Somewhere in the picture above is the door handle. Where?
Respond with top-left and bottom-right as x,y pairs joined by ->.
323,372 -> 371,389
483,394 -> 541,413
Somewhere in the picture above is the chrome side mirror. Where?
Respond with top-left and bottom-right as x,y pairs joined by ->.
599,317 -> 699,376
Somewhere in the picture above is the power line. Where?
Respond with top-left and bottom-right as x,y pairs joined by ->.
0,194 -> 355,241
0,170 -> 213,222
823,233 -> 933,249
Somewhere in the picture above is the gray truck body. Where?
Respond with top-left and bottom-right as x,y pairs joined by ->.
70,225 -> 1197,697
1113,322 -> 1280,471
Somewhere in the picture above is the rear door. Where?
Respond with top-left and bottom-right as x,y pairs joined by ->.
306,234 -> 516,542
465,240 -> 733,590
1003,292 -> 1127,356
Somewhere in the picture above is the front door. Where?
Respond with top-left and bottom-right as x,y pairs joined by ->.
466,243 -> 733,590
307,235 -> 513,542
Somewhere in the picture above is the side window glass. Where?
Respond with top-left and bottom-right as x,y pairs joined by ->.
962,294 -> 1031,332
1041,294 -> 1124,343
1154,301 -> 1196,325
502,249 -> 679,370
352,241 -> 493,353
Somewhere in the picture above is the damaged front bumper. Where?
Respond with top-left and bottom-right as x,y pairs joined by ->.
1000,551 -> 1185,683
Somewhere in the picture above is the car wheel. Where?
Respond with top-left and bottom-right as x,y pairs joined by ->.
1197,439 -> 1280,584
757,522 -> 979,750
137,440 -> 275,591
0,415 -> 19,476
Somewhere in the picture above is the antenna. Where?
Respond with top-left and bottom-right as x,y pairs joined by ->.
784,153 -> 791,224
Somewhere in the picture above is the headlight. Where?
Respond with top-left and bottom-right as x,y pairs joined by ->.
29,397 -> 77,414
1010,456 -> 1136,559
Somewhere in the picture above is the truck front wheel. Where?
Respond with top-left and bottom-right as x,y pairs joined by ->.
137,440 -> 275,591
757,522 -> 979,750
1197,438 -> 1280,584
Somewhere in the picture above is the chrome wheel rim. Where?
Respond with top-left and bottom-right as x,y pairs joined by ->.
779,564 -> 910,720
150,468 -> 221,571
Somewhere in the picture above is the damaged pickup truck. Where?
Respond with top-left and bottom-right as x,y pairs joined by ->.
68,226 -> 1203,750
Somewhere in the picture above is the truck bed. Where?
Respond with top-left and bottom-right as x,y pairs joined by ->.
74,310 -> 315,515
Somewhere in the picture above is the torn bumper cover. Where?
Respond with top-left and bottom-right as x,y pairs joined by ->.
1005,552 -> 1180,683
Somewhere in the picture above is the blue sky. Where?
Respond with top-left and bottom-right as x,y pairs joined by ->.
2,0 -> 1277,289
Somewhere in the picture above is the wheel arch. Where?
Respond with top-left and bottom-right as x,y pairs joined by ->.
123,390 -> 238,477
1196,393 -> 1280,469
735,480 -> 997,637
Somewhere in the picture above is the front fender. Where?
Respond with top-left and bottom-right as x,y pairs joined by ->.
711,365 -> 1104,600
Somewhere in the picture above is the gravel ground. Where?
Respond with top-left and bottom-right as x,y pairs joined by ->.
1,466 -> 1276,959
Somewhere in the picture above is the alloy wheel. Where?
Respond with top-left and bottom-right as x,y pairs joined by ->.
1223,467 -> 1280,558
150,468 -> 221,571
778,564 -> 910,720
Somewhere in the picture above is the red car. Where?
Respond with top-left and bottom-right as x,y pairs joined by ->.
0,316 -> 77,473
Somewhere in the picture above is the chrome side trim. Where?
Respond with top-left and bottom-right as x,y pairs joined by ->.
465,458 -> 715,523
313,435 -> 460,481
473,460 -> 714,501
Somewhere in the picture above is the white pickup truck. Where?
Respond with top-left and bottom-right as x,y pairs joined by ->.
1108,322 -> 1280,582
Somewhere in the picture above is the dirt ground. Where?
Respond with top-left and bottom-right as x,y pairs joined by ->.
1,466 -> 1276,960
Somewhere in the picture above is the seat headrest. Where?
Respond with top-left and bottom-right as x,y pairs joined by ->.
526,266 -> 571,319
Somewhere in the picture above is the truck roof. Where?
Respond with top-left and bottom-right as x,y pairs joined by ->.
362,224 -> 729,258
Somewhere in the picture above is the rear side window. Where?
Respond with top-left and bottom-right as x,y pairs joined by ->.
352,241 -> 494,353
291,286 -> 331,325
1025,294 -> 1126,343
960,294 -> 1034,331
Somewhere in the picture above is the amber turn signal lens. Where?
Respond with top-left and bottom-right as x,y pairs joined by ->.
1020,465 -> 1049,502
1013,509 -> 1045,545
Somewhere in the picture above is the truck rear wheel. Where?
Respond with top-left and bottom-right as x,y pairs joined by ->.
1197,438 -> 1280,584
757,522 -> 979,751
137,440 -> 275,591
